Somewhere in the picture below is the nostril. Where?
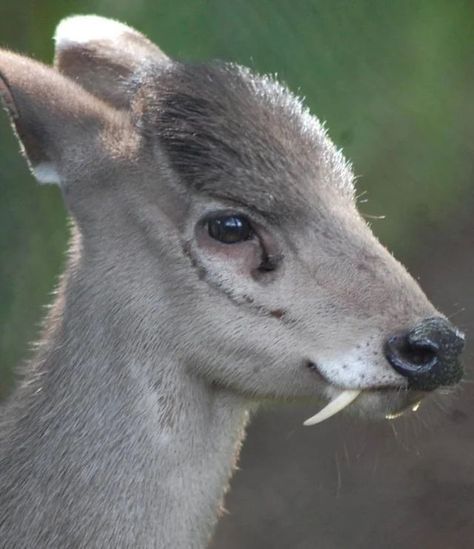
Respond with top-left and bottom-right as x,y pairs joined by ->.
384,334 -> 439,377
384,317 -> 464,390
406,334 -> 439,367
405,345 -> 435,366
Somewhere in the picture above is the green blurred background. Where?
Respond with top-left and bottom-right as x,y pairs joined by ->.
1,2 -> 473,548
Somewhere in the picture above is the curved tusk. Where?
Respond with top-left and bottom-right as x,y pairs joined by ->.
303,390 -> 361,426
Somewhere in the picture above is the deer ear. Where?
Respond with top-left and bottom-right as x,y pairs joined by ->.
0,49 -> 117,185
54,15 -> 169,109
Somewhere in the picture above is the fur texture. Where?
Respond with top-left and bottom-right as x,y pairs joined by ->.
0,15 -> 459,549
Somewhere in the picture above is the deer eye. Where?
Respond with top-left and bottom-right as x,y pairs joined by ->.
207,215 -> 254,244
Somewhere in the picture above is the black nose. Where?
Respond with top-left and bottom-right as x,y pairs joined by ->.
384,317 -> 465,390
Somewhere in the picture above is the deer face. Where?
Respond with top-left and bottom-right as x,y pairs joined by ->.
133,61 -> 463,421
0,16 -> 464,424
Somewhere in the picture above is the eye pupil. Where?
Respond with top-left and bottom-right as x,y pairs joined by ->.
207,216 -> 253,244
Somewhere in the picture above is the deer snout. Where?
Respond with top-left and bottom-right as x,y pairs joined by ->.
384,317 -> 465,390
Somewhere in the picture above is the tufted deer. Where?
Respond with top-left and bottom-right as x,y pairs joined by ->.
0,15 -> 464,548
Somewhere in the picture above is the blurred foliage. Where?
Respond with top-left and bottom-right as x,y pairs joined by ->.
0,0 -> 473,395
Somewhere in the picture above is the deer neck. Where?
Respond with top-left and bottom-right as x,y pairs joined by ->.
4,235 -> 251,548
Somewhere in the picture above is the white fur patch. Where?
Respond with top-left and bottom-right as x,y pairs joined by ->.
314,346 -> 405,390
54,15 -> 138,50
32,162 -> 61,184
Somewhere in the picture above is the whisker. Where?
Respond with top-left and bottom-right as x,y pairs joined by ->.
361,213 -> 386,220
334,451 -> 342,499
444,306 -> 467,321
389,420 -> 399,441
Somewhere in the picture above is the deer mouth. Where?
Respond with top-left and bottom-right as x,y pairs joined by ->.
302,386 -> 425,426
303,360 -> 428,425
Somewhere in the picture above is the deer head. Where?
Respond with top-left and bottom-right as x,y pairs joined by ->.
0,15 -> 464,426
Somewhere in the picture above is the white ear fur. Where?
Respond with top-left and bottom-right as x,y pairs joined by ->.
32,161 -> 61,185
53,15 -> 167,110
54,15 -> 140,51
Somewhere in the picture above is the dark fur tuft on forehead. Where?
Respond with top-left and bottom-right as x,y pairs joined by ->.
136,61 -> 354,218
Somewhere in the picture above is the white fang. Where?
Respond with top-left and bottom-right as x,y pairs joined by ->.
303,390 -> 361,426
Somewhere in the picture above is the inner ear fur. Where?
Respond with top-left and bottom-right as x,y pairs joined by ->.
54,15 -> 169,110
0,49 -> 121,184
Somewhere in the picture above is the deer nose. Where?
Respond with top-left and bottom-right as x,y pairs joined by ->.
384,317 -> 465,390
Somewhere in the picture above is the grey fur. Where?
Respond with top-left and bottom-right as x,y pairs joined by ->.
0,15 -> 458,549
